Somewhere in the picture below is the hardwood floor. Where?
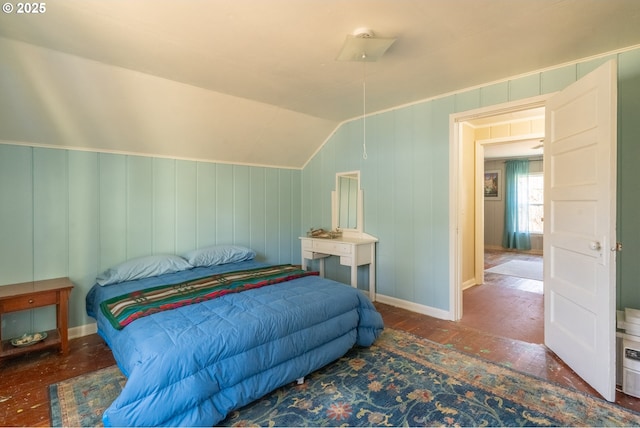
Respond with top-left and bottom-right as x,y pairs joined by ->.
462,249 -> 544,344
0,334 -> 115,426
2,255 -> 639,426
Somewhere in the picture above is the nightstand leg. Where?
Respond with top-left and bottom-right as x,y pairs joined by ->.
57,290 -> 70,355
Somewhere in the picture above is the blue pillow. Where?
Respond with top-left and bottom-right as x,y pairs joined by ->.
183,245 -> 256,267
97,254 -> 192,286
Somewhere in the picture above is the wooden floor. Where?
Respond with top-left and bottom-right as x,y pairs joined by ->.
462,249 -> 544,344
1,250 -> 639,426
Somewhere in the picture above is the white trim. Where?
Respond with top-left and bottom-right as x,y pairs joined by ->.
474,140 -> 485,286
476,132 -> 545,147
449,93 -> 552,321
68,322 -> 97,340
449,117 -> 462,321
376,294 -> 453,321
462,278 -> 477,291
0,140 -> 302,171
305,44 -> 640,169
484,244 -> 543,255
71,296 -> 450,341
466,115 -> 546,129
451,94 -> 552,123
301,125 -> 343,170
362,44 -> 640,120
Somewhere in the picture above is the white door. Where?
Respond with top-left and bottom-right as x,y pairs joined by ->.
544,60 -> 617,401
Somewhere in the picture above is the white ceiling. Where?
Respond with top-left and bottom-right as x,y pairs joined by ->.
1,0 -> 639,167
483,138 -> 545,160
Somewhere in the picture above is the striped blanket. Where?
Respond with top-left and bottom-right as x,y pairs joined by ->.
100,264 -> 318,330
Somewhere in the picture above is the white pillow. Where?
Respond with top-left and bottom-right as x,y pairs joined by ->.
182,245 -> 256,267
97,254 -> 192,286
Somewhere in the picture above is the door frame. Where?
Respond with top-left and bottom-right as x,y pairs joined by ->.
449,94 -> 551,321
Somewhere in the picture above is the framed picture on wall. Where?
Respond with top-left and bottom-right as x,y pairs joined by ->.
484,170 -> 501,200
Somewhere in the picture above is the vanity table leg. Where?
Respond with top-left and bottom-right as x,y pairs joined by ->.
350,266 -> 358,290
369,245 -> 376,301
319,258 -> 325,277
368,263 -> 376,301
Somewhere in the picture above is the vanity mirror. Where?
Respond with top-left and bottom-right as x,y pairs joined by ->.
301,170 -> 377,300
332,171 -> 363,233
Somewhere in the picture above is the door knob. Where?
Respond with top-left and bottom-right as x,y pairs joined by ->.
590,241 -> 601,251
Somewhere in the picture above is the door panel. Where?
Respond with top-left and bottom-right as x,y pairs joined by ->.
544,60 -> 617,401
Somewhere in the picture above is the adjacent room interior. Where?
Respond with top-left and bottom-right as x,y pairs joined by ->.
461,109 -> 545,345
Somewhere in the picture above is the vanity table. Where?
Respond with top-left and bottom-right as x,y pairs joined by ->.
300,170 -> 378,301
300,234 -> 377,301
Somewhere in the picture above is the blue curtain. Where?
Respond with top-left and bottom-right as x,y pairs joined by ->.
502,159 -> 531,250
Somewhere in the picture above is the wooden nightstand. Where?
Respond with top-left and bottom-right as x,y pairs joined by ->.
0,277 -> 74,361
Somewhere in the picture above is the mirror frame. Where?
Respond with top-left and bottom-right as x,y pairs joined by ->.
332,171 -> 363,233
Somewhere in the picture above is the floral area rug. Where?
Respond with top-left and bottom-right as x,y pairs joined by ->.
50,328 -> 640,427
49,365 -> 124,427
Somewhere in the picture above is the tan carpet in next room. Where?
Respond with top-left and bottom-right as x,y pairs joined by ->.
485,259 -> 543,281
462,284 -> 544,344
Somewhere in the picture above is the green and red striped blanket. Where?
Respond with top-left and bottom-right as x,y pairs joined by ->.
100,264 -> 318,330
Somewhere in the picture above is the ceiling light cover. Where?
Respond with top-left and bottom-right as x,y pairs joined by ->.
336,29 -> 396,62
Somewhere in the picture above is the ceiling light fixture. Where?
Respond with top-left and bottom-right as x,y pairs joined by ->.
336,28 -> 396,62
336,28 -> 396,160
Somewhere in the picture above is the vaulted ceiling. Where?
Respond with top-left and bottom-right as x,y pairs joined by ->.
1,0 -> 640,167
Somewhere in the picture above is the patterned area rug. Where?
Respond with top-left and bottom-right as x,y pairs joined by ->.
49,365 -> 124,427
50,328 -> 640,427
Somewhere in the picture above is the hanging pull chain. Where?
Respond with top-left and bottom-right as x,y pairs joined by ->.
362,61 -> 368,160
363,80 -> 368,160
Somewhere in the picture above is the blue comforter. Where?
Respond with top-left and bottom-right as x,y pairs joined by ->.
86,260 -> 384,426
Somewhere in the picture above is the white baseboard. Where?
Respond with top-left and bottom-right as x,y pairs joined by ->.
69,322 -> 97,340
485,245 -> 543,255
68,295 -> 455,340
375,294 -> 453,321
462,278 -> 477,290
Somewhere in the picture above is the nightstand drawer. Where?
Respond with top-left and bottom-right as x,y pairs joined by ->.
0,277 -> 74,361
0,292 -> 57,312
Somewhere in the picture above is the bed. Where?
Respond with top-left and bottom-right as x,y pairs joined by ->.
85,246 -> 384,427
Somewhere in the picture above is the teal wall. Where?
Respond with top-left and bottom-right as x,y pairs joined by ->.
2,47 -> 639,339
617,49 -> 640,309
302,47 -> 640,313
0,145 -> 301,337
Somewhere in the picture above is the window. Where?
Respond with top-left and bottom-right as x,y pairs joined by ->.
517,172 -> 544,234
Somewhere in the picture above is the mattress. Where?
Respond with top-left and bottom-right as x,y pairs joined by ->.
86,260 -> 384,426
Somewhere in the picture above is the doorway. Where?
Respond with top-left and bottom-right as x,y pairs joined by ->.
449,61 -> 618,401
461,109 -> 546,344
448,94 -> 550,322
